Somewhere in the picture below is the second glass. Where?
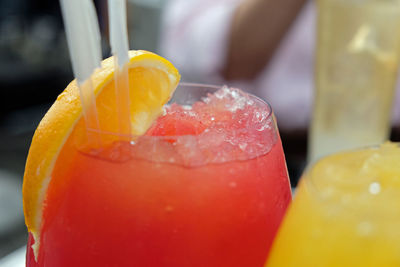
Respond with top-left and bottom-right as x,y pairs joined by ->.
267,142 -> 400,266
309,0 -> 400,162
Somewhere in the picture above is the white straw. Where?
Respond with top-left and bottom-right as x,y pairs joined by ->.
109,0 -> 129,67
60,0 -> 103,146
60,0 -> 102,83
108,0 -> 132,137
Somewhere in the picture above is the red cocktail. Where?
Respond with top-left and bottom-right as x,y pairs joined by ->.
26,83 -> 291,266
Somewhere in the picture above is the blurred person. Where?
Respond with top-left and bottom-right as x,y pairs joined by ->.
160,0 -> 400,131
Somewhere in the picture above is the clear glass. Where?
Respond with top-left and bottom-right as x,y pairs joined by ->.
267,143 -> 400,266
26,83 -> 292,267
308,0 -> 400,163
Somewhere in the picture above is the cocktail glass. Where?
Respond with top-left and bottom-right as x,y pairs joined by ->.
26,83 -> 292,267
309,0 -> 400,163
267,142 -> 400,266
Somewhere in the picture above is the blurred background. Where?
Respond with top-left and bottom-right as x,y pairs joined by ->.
1,0 -> 400,262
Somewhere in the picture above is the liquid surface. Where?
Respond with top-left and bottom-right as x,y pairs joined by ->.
267,143 -> 400,266
27,87 -> 291,267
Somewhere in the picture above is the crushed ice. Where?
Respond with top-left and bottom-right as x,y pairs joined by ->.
131,86 -> 277,166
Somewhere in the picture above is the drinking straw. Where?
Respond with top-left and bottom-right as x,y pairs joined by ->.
60,0 -> 103,146
108,0 -> 132,137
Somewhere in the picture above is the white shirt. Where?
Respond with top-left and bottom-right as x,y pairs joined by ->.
160,0 -> 400,131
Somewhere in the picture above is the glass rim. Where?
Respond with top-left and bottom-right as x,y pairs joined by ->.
302,142 -> 400,218
83,82 -> 274,139
75,82 -> 279,166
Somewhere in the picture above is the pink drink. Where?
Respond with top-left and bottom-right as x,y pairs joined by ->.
27,85 -> 291,267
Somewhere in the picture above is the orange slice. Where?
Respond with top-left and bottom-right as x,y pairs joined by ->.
22,50 -> 180,256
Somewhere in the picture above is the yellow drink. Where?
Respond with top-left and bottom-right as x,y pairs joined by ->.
309,0 -> 400,163
267,143 -> 400,266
